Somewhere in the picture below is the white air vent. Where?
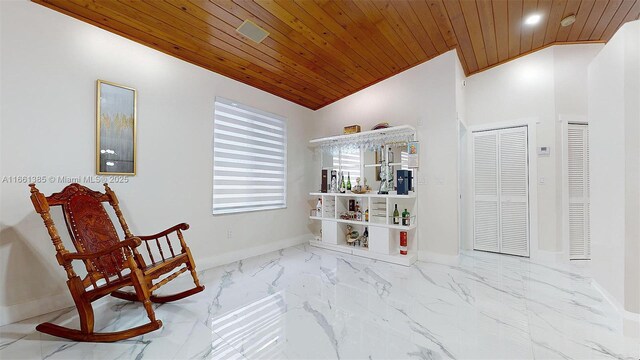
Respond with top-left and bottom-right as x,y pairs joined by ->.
236,20 -> 269,44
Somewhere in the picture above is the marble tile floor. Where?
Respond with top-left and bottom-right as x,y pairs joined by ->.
1,244 -> 638,360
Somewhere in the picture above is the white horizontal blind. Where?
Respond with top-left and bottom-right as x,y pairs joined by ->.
333,150 -> 361,181
213,97 -> 286,215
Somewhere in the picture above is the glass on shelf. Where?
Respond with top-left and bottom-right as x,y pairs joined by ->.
387,214 -> 416,227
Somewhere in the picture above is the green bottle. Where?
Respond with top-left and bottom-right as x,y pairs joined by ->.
393,204 -> 400,225
346,172 -> 351,191
402,209 -> 410,226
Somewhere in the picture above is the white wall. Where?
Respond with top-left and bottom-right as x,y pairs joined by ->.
312,51 -> 461,259
0,1 -> 315,325
464,44 -> 602,254
588,20 -> 640,316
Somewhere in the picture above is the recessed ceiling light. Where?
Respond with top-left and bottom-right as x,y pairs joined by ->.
561,15 -> 576,27
525,14 -> 542,25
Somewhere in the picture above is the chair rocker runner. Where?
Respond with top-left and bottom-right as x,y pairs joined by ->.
29,183 -> 204,342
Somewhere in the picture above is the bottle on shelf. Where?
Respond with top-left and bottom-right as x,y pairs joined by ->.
316,198 -> 322,217
393,204 -> 400,225
402,208 -> 410,226
400,231 -> 408,255
365,208 -> 369,222
346,172 -> 351,191
340,171 -> 346,193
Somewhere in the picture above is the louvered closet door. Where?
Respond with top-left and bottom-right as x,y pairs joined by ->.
568,124 -> 590,260
473,127 -> 529,257
473,131 -> 500,252
498,128 -> 529,256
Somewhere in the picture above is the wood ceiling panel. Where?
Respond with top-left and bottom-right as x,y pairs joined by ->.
444,0 -> 480,72
476,0 -> 498,65
323,0 -> 407,70
545,0 -> 569,45
508,0 -> 524,58
492,0 -> 510,62
602,0 -> 638,40
373,1 -> 432,60
578,0 -> 610,40
555,0 -> 582,41
590,0 -> 624,39
407,0 -> 450,54
459,0 -> 489,69
390,0 -> 439,58
33,0 -> 639,109
530,0 -> 552,49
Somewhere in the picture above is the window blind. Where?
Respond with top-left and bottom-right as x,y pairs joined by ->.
333,150 -> 361,181
213,97 -> 287,215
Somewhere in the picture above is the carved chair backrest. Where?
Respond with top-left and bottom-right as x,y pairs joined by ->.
35,183 -> 128,277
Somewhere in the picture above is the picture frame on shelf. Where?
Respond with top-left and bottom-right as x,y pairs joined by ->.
96,80 -> 137,175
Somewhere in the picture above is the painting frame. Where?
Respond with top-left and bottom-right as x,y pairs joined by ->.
96,79 -> 137,176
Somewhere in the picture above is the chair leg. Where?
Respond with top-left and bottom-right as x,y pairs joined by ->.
184,247 -> 202,288
130,267 -> 157,323
68,276 -> 94,334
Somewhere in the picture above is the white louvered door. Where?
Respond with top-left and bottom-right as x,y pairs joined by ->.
498,128 -> 529,256
473,131 -> 500,252
568,124 -> 590,260
473,127 -> 529,257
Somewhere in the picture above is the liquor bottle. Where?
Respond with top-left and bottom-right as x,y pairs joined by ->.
402,209 -> 410,226
340,172 -> 346,193
400,231 -> 408,255
365,208 -> 369,222
316,198 -> 322,216
346,173 -> 351,191
393,204 -> 400,225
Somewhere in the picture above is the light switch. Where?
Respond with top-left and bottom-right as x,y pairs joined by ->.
539,177 -> 545,185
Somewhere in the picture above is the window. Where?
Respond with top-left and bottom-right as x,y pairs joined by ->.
333,149 -> 361,181
213,98 -> 286,215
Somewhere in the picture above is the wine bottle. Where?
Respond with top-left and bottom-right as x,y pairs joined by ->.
393,204 -> 400,225
402,209 -> 410,226
316,198 -> 322,216
346,172 -> 351,191
340,172 -> 346,193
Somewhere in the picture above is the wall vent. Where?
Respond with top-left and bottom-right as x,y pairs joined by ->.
236,20 -> 269,44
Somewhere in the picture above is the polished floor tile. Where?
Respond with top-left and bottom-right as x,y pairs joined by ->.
0,245 -> 637,359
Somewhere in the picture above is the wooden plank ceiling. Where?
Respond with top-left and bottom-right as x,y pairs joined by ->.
33,0 -> 640,110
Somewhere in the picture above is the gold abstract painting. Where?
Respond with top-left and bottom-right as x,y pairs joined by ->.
96,80 -> 136,175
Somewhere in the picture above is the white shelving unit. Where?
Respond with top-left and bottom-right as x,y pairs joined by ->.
309,126 -> 418,267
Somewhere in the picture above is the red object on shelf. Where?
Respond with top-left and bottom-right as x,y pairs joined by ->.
400,231 -> 408,255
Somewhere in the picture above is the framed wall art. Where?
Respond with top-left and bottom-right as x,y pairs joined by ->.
96,80 -> 137,175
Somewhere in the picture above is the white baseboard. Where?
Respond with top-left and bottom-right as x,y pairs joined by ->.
534,250 -> 565,263
196,234 -> 312,271
0,291 -> 74,327
592,280 -> 640,323
417,250 -> 460,265
0,234 -> 312,327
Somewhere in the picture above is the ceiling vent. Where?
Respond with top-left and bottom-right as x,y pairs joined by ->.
560,15 -> 576,27
236,20 -> 269,44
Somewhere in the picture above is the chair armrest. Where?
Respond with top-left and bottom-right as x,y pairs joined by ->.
62,237 -> 142,261
137,223 -> 189,241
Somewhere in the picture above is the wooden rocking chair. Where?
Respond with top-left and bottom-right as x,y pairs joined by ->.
29,183 -> 204,342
